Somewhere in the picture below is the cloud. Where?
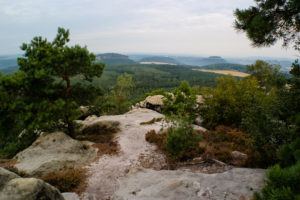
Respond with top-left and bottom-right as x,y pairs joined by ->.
0,0 -> 297,58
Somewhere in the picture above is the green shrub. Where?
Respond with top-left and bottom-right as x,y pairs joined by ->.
254,162 -> 300,200
163,81 -> 198,121
0,131 -> 36,159
166,118 -> 202,160
278,138 -> 300,168
201,76 -> 264,128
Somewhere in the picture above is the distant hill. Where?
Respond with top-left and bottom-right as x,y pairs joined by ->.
96,53 -> 136,65
199,63 -> 247,73
139,56 -> 180,65
0,66 -> 19,74
0,56 -> 18,70
226,57 -> 293,72
175,56 -> 227,66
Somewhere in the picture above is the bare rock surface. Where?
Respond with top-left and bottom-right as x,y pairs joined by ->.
62,192 -> 81,200
14,131 -> 97,176
0,167 -> 64,200
81,108 -> 168,200
113,168 -> 266,200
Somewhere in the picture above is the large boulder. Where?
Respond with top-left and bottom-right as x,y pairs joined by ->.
196,95 -> 204,104
137,95 -> 204,113
138,95 -> 165,112
0,167 -> 64,200
113,168 -> 266,200
14,132 -> 97,176
231,151 -> 248,166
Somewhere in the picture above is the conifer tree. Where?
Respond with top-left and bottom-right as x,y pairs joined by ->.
18,27 -> 105,136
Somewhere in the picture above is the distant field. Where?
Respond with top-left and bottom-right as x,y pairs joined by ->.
194,69 -> 249,77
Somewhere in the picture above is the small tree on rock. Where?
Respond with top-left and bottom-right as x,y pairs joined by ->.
18,27 -> 105,136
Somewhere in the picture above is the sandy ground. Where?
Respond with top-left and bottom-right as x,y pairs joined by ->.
195,69 -> 250,77
81,109 -> 168,200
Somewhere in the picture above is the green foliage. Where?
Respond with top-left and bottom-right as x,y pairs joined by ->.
166,117 -> 202,159
234,0 -> 300,49
145,88 -> 168,97
82,64 -> 219,102
254,162 -> 300,200
0,71 -> 34,158
241,102 -> 289,153
201,76 -> 264,128
17,27 -> 104,137
234,1 -> 300,198
163,81 -> 198,121
278,138 -> 300,168
246,60 -> 286,92
108,73 -> 135,114
285,61 -> 300,129
0,28 -> 105,158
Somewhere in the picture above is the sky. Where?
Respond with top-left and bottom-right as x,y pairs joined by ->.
0,0 -> 298,59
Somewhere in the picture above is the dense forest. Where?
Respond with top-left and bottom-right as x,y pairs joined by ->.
80,64 -> 220,100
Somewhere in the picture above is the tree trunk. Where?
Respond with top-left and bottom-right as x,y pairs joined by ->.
64,76 -> 71,97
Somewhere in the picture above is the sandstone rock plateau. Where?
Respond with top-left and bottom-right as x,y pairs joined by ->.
14,132 -> 97,176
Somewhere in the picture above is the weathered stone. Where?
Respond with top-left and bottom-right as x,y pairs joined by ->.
196,95 -> 204,104
78,106 -> 91,120
138,95 -> 165,112
113,168 -> 266,200
14,132 -> 97,176
62,192 -> 80,200
0,167 -> 64,200
231,151 -> 248,166
0,167 -> 19,189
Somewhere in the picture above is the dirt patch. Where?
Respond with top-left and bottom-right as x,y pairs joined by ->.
40,167 -> 88,195
77,130 -> 120,158
0,159 -> 17,168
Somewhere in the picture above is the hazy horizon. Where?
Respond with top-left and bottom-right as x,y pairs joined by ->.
1,0 -> 299,59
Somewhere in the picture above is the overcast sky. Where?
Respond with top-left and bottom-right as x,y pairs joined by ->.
0,0 -> 298,58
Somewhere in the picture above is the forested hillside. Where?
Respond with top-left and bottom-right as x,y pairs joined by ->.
96,53 -> 136,65
73,63 -> 220,100
139,56 -> 179,64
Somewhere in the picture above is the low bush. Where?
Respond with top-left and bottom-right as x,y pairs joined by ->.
278,138 -> 300,168
145,130 -> 166,150
0,132 -> 36,159
40,168 -> 86,193
200,126 -> 276,167
166,118 -> 202,161
254,162 -> 300,200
